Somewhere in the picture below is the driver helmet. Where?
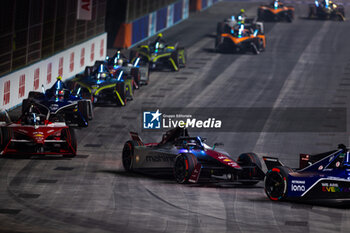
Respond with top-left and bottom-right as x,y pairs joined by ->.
26,112 -> 40,125
157,33 -> 163,38
117,59 -> 123,66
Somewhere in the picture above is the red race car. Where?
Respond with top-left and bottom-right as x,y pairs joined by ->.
0,105 -> 77,158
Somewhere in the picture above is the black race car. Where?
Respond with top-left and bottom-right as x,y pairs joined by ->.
122,127 -> 265,184
69,63 -> 132,106
216,20 -> 266,54
130,33 -> 186,72
308,0 -> 345,21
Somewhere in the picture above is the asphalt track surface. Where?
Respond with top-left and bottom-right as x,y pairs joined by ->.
2,1 -> 350,232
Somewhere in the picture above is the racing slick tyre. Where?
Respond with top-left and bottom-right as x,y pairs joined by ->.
264,166 -> 293,201
62,128 -> 77,158
28,91 -> 45,100
0,127 -> 12,156
115,83 -> 127,107
257,9 -> 264,21
174,153 -> 198,184
78,100 -> 92,123
308,5 -> 316,18
216,22 -> 225,35
178,47 -> 186,68
122,140 -> 136,172
251,43 -> 260,55
237,153 -> 262,185
215,35 -> 223,52
21,99 -> 31,115
130,68 -> 141,89
170,51 -> 180,72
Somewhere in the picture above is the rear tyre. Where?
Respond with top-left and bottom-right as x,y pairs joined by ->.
251,43 -> 260,55
174,153 -> 198,184
78,100 -> 91,124
308,5 -> 316,18
257,9 -> 264,21
216,22 -> 225,35
115,83 -> 127,106
21,99 -> 31,115
0,127 -> 12,156
62,128 -> 77,158
264,166 -> 292,201
122,141 -> 135,171
170,51 -> 180,72
237,153 -> 262,185
130,68 -> 141,88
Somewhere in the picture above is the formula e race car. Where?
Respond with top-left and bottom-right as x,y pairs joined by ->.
264,144 -> 350,202
69,63 -> 131,106
22,76 -> 93,127
130,34 -> 186,71
107,51 -> 150,86
215,20 -> 266,54
308,0 -> 345,21
258,0 -> 295,22
122,127 -> 265,184
0,108 -> 77,158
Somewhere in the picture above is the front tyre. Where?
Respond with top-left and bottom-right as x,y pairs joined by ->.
264,166 -> 292,201
122,141 -> 135,171
174,153 -> 197,184
237,152 -> 262,185
62,128 -> 77,158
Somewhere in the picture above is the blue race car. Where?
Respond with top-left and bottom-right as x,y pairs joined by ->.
264,144 -> 350,202
22,76 -> 93,127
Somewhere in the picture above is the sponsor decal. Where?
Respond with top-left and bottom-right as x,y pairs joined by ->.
50,104 -> 59,111
291,184 -> 305,192
321,182 -> 350,193
146,154 -> 174,162
291,181 -> 306,192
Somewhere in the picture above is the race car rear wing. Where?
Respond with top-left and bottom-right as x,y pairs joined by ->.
262,156 -> 284,170
129,132 -> 144,146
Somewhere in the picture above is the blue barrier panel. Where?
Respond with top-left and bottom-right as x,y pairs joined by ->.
156,7 -> 167,31
132,15 -> 149,44
202,0 -> 208,9
173,1 -> 183,23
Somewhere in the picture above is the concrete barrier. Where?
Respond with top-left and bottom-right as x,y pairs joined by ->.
0,33 -> 107,110
114,0 -> 190,48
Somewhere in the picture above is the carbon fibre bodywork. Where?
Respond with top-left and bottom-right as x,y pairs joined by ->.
0,109 -> 77,157
122,127 -> 264,184
22,78 -> 93,128
308,1 -> 345,21
130,43 -> 186,72
215,20 -> 266,54
69,63 -> 131,106
258,1 -> 294,22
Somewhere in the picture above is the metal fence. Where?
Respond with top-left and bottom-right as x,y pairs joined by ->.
0,0 -> 106,77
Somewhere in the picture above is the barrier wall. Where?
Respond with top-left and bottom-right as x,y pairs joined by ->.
190,0 -> 220,12
0,33 -> 107,110
114,0 -> 190,48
